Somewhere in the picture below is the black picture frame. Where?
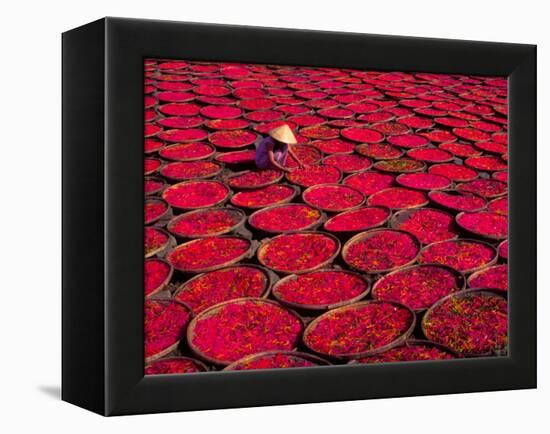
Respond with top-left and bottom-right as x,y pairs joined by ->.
62,17 -> 536,416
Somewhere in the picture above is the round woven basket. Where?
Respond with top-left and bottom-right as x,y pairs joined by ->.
389,207 -> 459,245
427,189 -> 487,213
145,298 -> 193,364
144,258 -> 174,299
145,227 -> 175,258
167,236 -> 256,273
370,263 -> 466,312
186,298 -> 305,366
367,187 -> 430,210
418,238 -> 498,274
455,211 -> 508,241
145,176 -> 168,196
144,197 -> 171,225
173,264 -> 276,309
166,207 -> 246,239
302,300 -> 416,360
347,338 -> 460,364
342,228 -> 421,274
323,206 -> 392,236
161,180 -> 231,211
257,231 -> 342,275
159,161 -> 224,182
271,268 -> 371,311
421,288 -> 508,357
302,183 -> 366,213
230,184 -> 300,211
144,356 -> 209,375
248,203 -> 326,235
159,142 -> 216,162
223,350 -> 331,371
226,170 -> 285,190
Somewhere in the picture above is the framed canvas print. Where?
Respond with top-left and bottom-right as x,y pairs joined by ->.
62,17 -> 536,416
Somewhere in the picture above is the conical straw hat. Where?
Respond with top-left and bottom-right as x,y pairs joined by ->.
268,124 -> 297,145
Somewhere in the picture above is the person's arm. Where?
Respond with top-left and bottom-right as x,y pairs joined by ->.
287,144 -> 306,168
268,149 -> 291,172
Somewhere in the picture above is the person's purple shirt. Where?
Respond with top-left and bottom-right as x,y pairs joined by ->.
255,136 -> 288,169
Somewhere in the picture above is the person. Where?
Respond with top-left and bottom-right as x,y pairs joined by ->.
255,124 -> 305,172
